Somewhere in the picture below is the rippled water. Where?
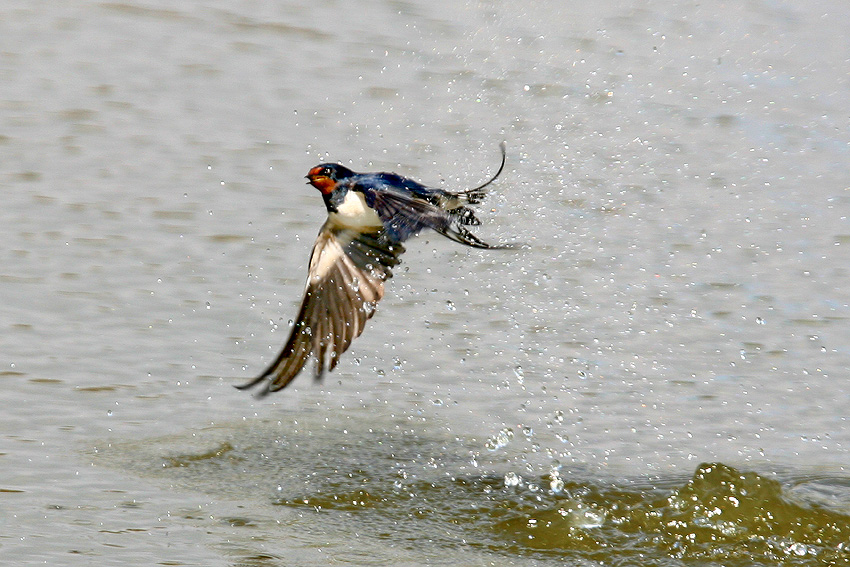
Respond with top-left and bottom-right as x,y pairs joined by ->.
3,1 -> 849,565
93,415 -> 850,566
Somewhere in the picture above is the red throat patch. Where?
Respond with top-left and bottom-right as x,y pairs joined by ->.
307,174 -> 336,195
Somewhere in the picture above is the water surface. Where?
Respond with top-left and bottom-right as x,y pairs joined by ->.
2,0 -> 849,565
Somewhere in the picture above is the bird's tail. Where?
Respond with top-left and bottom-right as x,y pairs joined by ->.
459,141 -> 506,204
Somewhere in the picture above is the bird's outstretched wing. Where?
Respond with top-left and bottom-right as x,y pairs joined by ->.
357,184 -> 510,249
237,222 -> 404,396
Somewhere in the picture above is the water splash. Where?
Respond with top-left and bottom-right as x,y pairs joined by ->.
98,423 -> 850,567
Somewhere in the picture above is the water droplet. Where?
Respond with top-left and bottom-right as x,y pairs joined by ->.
485,427 -> 514,451
549,471 -> 564,493
514,365 -> 525,384
504,471 -> 522,487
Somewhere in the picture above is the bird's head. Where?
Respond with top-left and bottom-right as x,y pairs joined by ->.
306,163 -> 354,195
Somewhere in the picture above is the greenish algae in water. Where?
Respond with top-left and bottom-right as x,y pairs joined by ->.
100,424 -> 850,566
278,462 -> 850,565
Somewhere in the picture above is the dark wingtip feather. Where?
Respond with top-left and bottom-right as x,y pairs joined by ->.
438,225 -> 523,250
234,373 -> 268,391
233,378 -> 273,399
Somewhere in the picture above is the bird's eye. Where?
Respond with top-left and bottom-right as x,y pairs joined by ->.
322,167 -> 332,176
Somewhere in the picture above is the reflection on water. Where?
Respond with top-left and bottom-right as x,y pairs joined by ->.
97,416 -> 850,566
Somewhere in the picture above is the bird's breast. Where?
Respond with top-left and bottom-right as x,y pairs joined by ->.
329,190 -> 383,229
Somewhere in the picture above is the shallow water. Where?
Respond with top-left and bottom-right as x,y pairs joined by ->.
2,0 -> 850,565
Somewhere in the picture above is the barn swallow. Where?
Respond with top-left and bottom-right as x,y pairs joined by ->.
237,143 -> 513,397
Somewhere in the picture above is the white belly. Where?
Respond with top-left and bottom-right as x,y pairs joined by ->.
330,190 -> 383,229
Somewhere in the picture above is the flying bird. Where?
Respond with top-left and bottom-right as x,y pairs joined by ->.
237,143 -> 513,397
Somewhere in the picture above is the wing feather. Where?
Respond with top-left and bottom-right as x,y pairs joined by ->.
237,222 -> 401,396
356,184 -> 506,248
357,185 -> 453,242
